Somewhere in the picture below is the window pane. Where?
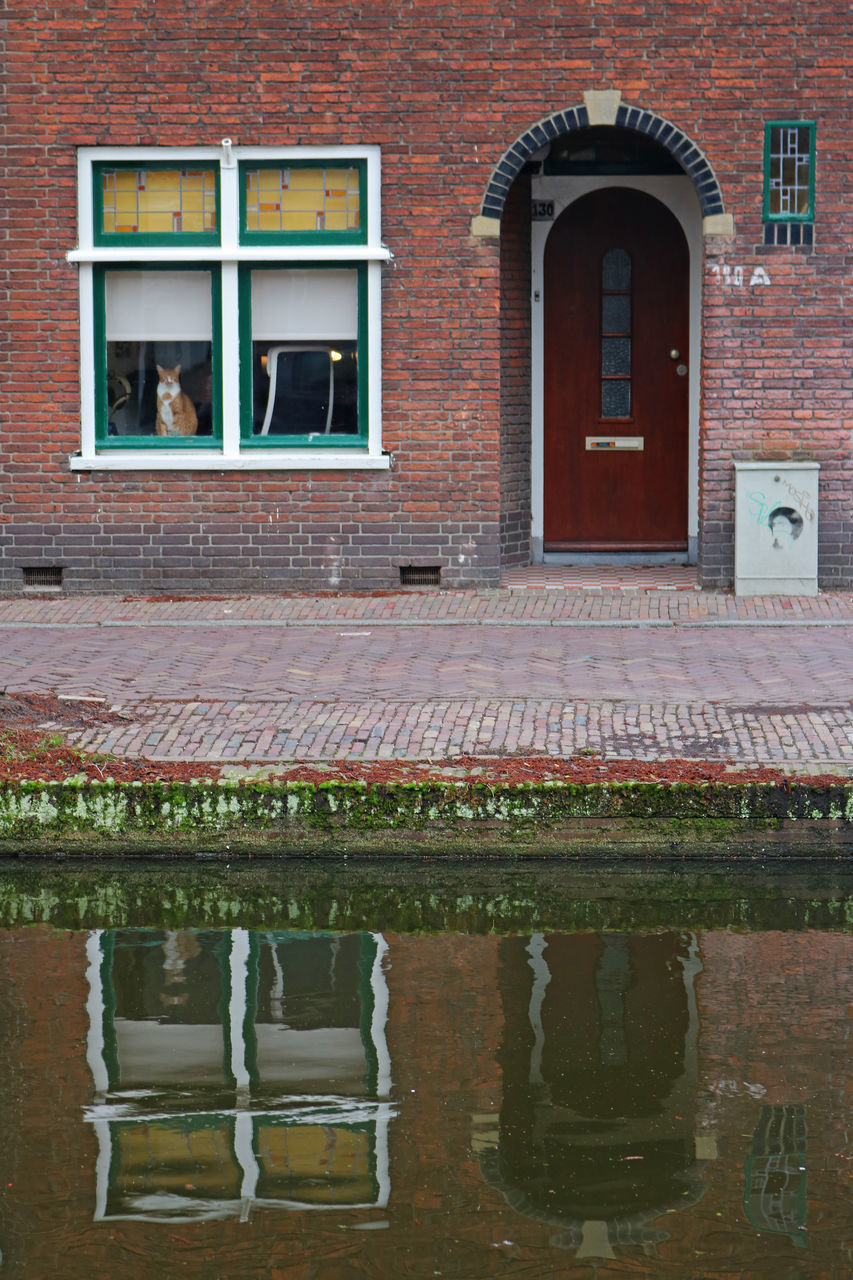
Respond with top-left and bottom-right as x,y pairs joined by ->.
601,380 -> 631,418
244,167 -> 360,234
105,270 -> 213,437
602,294 -> 631,334
249,269 -> 359,438
101,168 -> 216,235
251,269 -> 358,340
601,337 -> 631,376
602,248 -> 631,290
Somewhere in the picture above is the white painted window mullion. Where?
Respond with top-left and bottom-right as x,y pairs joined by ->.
78,263 -> 97,459
218,159 -> 241,458
219,264 -> 241,458
367,262 -> 383,457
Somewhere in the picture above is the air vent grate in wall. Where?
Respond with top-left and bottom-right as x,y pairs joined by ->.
22,566 -> 64,590
399,565 -> 441,587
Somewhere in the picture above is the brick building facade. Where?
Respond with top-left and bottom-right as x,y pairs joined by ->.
2,2 -> 849,593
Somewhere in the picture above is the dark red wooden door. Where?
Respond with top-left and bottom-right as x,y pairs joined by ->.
544,188 -> 689,549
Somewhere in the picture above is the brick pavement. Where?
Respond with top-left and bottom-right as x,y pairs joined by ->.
1,589 -> 852,773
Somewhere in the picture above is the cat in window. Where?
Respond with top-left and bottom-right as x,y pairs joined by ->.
155,364 -> 198,436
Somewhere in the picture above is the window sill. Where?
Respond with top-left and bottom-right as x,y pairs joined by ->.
68,245 -> 392,264
69,450 -> 392,472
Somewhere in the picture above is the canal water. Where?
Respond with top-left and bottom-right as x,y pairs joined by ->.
0,860 -> 851,1278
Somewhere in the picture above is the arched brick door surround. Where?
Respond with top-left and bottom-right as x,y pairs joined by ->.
481,102 -> 724,222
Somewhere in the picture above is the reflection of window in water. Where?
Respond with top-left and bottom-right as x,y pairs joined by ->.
768,505 -> 804,550
85,929 -> 391,1221
744,1105 -> 807,1246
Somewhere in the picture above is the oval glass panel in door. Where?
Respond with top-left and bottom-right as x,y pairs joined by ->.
601,248 -> 631,419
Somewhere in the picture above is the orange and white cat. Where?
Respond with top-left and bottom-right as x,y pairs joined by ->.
155,364 -> 198,436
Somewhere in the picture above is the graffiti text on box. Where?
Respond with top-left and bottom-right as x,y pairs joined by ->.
778,478 -> 816,522
748,486 -> 816,531
710,265 -> 771,287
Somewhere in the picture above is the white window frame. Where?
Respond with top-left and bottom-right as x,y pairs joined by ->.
68,144 -> 391,471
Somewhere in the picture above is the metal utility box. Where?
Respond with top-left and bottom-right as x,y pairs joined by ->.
734,462 -> 819,596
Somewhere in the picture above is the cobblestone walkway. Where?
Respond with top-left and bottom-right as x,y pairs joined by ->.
1,589 -> 852,773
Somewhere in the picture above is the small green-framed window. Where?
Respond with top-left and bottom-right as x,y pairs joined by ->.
238,263 -> 367,447
94,264 -> 222,447
763,122 -> 815,222
239,161 -> 366,245
94,163 -> 221,246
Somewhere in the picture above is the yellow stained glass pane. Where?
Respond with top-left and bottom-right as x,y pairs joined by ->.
101,168 -> 216,235
256,1124 -> 372,1204
244,167 -> 360,234
116,1123 -> 240,1196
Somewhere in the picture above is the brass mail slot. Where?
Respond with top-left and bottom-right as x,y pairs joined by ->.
585,436 -> 645,451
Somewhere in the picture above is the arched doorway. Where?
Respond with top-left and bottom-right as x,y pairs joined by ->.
485,101 -> 722,568
543,188 -> 690,551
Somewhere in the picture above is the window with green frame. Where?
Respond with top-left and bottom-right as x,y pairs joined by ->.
238,264 -> 367,445
75,150 -> 383,461
763,122 -> 815,246
96,264 -> 222,447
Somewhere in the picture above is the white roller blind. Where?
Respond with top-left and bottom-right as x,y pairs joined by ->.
251,269 -> 358,341
105,271 -> 212,341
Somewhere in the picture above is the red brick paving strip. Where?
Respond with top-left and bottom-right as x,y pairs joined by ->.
1,591 -> 851,774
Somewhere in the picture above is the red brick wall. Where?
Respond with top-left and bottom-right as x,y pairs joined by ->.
1,1 -> 849,590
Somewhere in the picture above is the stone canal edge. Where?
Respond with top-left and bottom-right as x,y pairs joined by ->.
2,777 -> 853,857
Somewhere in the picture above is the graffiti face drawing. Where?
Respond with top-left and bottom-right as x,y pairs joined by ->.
768,506 -> 804,551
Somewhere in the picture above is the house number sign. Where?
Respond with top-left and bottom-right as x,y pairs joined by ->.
532,200 -> 555,220
710,264 -> 772,287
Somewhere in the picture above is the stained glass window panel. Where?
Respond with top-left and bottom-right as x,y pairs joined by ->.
244,167 -> 361,234
766,124 -> 814,219
101,168 -> 217,235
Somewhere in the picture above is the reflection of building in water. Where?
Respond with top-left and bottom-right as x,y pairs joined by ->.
84,928 -> 392,1222
479,931 -> 711,1255
744,1105 -> 807,1247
